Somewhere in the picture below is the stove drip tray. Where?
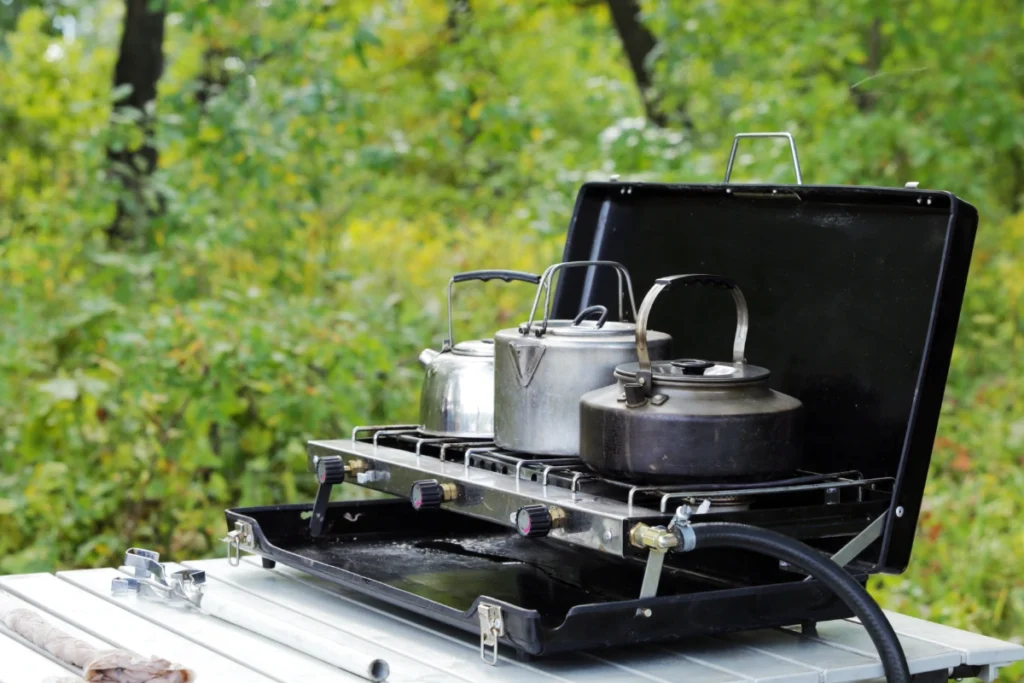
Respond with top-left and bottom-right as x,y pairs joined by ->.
291,529 -> 731,627
227,498 -> 859,655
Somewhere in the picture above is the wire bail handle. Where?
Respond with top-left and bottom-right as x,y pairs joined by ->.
520,261 -> 637,337
633,274 -> 749,397
444,270 -> 541,351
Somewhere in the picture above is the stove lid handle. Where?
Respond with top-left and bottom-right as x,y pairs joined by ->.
635,274 -> 748,396
724,132 -> 803,185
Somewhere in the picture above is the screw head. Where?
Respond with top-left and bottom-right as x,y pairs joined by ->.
895,506 -> 905,518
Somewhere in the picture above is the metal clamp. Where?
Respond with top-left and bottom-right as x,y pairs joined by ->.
111,548 -> 206,607
124,547 -> 162,580
223,520 -> 254,567
668,502 -> 707,552
724,132 -> 803,185
477,603 -> 505,665
520,261 -> 637,337
632,274 -> 749,398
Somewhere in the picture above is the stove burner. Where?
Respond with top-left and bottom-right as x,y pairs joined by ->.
345,424 -> 892,515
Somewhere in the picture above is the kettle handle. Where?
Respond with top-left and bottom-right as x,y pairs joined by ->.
571,305 -> 609,328
634,274 -> 749,396
520,261 -> 637,337
445,270 -> 541,350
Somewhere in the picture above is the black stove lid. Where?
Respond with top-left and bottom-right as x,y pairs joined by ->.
552,181 -> 977,573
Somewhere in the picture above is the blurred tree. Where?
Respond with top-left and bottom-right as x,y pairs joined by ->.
605,0 -> 690,129
106,0 -> 166,242
1,3 -> 1023,678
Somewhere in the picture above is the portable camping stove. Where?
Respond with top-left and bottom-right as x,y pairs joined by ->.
224,133 -> 978,661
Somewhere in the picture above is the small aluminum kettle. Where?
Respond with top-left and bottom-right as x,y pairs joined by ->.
419,270 -> 541,438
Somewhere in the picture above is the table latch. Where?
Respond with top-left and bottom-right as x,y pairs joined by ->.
477,602 -> 504,665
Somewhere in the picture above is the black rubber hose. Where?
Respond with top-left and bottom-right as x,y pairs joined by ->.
688,522 -> 910,683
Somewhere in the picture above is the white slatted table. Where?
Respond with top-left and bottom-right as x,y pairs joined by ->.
1,557 -> 1021,683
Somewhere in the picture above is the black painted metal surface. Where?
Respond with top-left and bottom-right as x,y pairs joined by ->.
552,182 -> 977,572
579,395 -> 805,481
226,499 -> 858,655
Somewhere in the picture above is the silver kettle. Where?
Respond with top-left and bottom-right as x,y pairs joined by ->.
418,270 -> 541,438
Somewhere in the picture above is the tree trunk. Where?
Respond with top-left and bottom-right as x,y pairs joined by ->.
605,0 -> 688,128
852,17 -> 884,113
447,0 -> 472,42
106,0 -> 166,243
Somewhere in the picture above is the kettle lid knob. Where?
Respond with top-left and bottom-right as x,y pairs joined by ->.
671,359 -> 715,376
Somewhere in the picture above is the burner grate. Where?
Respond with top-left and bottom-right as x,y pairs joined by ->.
349,424 -> 894,514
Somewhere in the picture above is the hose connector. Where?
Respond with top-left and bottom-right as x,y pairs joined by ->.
668,504 -> 704,552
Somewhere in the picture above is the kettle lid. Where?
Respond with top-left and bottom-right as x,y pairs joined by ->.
615,358 -> 770,385
544,319 -> 637,338
451,339 -> 495,357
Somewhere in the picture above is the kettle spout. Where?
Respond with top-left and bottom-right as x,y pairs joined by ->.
419,348 -> 441,367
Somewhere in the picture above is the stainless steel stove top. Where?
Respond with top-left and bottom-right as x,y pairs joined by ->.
306,425 -> 894,558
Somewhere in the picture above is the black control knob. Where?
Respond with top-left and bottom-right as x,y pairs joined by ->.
316,456 -> 346,485
410,480 -> 444,510
516,505 -> 553,538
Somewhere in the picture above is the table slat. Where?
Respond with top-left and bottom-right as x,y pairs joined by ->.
0,573 -> 275,683
0,627 -> 75,683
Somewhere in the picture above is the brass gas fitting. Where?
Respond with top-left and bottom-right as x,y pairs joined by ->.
629,522 -> 680,550
344,458 -> 369,477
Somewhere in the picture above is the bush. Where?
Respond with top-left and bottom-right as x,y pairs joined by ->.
1,2 -> 1023,676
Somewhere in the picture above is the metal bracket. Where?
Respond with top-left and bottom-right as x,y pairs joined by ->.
111,548 -> 205,607
124,547 -> 163,581
830,511 -> 887,568
477,603 -> 505,665
222,520 -> 254,567
638,548 -> 667,602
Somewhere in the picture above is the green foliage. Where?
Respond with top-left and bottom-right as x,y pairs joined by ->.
870,213 -> 1024,668
1,0 -> 1023,672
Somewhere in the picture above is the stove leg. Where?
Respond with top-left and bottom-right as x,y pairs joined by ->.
310,481 -> 335,536
310,456 -> 348,536
261,558 -> 277,570
800,620 -> 818,637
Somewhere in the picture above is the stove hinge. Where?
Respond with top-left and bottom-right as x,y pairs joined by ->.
477,602 -> 505,665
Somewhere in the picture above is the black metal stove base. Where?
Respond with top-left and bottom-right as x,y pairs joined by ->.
225,499 -> 859,655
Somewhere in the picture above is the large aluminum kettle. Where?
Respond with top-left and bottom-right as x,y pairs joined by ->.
493,261 -> 672,455
419,269 -> 541,438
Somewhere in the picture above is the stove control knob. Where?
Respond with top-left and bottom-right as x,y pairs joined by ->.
516,505 -> 565,538
410,480 -> 457,510
316,456 -> 347,485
